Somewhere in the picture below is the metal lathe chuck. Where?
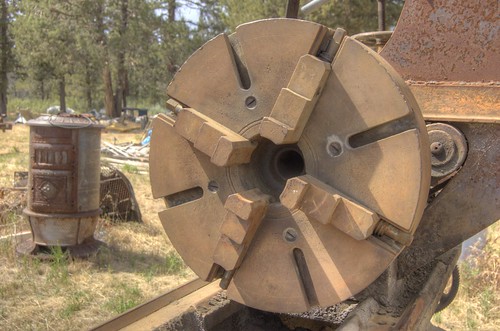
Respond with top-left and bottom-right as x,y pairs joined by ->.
149,19 -> 430,313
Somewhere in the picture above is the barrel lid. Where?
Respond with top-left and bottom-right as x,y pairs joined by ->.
28,114 -> 104,129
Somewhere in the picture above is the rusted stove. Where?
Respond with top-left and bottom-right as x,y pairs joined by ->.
18,114 -> 103,257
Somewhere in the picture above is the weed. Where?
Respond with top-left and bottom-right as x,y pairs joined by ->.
164,251 -> 186,275
48,246 -> 70,284
432,222 -> 500,330
433,311 -> 442,324
60,290 -> 90,318
142,267 -> 155,283
0,237 -> 14,261
94,245 -> 113,269
479,288 -> 494,315
147,103 -> 168,115
122,164 -> 139,174
466,306 -> 478,329
105,283 -> 143,314
8,97 -> 60,117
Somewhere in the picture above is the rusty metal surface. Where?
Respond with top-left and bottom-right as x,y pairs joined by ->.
394,248 -> 460,331
397,123 -> 499,277
150,19 -> 430,313
100,164 -> 142,222
410,83 -> 500,123
379,0 -> 499,284
338,247 -> 460,331
91,250 -> 461,331
380,0 -> 500,124
381,0 -> 500,82
23,114 -> 102,248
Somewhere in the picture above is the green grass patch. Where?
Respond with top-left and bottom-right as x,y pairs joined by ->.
48,246 -> 70,284
164,251 -> 186,275
122,164 -> 139,174
60,290 -> 91,318
105,283 -> 143,314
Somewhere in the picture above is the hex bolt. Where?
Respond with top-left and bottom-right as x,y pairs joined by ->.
245,96 -> 257,109
219,269 -> 235,289
166,98 -> 184,114
208,180 -> 219,193
374,221 -> 413,246
283,228 -> 298,242
328,141 -> 342,157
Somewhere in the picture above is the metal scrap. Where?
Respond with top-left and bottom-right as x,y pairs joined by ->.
101,141 -> 149,162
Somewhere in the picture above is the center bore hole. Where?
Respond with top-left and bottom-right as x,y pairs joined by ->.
274,148 -> 305,182
248,139 -> 306,199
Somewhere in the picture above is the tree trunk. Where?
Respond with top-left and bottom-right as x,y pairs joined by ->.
40,79 -> 45,100
122,68 -> 128,108
0,0 -> 9,117
114,0 -> 128,117
103,64 -> 116,117
95,1 -> 116,118
85,66 -> 93,110
168,0 -> 176,23
59,75 -> 66,113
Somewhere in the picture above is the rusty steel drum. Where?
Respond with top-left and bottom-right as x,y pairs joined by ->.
22,114 -> 103,251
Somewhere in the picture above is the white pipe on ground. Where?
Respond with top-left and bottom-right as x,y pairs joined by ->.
301,0 -> 330,15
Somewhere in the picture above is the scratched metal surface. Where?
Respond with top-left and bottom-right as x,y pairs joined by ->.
381,0 -> 500,82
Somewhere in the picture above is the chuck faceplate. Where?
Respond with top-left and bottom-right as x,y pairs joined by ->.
150,19 -> 430,313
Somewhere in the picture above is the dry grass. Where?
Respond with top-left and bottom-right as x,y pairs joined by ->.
433,221 -> 500,330
0,126 -> 30,188
0,125 -> 195,330
1,125 -> 499,330
0,125 -> 31,238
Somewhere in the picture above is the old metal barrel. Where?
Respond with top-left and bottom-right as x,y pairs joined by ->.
23,114 -> 103,248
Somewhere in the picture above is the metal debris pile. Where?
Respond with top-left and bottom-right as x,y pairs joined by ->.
101,140 -> 150,162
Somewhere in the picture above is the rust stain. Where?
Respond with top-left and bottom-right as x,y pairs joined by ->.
381,0 -> 500,82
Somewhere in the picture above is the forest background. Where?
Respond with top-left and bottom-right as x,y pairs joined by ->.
0,0 -> 404,118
